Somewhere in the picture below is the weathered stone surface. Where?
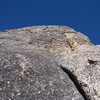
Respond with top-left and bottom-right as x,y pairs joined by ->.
0,25 -> 92,55
75,45 -> 100,61
59,50 -> 100,100
0,25 -> 100,100
0,49 -> 84,100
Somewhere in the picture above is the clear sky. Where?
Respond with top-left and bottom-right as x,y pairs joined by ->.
0,0 -> 100,44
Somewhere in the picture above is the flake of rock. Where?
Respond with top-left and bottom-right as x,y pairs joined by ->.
75,45 -> 100,61
59,52 -> 100,100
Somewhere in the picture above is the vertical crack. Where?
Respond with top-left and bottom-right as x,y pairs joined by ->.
66,40 -> 75,51
60,66 -> 90,100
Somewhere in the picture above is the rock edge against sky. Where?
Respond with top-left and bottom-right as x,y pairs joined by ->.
0,26 -> 100,100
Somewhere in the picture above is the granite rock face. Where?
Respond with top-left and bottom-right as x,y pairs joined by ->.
0,25 -> 100,100
59,48 -> 100,100
0,49 -> 84,100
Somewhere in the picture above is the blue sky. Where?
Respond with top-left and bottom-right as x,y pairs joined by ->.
0,0 -> 100,44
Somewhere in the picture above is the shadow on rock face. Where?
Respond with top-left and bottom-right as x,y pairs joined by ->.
61,66 -> 90,100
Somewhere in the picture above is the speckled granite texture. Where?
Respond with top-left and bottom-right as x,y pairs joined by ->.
0,26 -> 100,100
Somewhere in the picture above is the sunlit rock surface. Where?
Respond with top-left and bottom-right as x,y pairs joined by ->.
0,26 -> 100,100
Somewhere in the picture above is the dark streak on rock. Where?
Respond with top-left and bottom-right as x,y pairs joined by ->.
88,59 -> 97,65
66,40 -> 75,51
61,66 -> 90,100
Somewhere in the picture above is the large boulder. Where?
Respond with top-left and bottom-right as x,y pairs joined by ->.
0,25 -> 100,100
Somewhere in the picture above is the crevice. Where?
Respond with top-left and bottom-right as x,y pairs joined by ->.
88,59 -> 97,65
60,66 -> 90,100
66,40 -> 75,51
